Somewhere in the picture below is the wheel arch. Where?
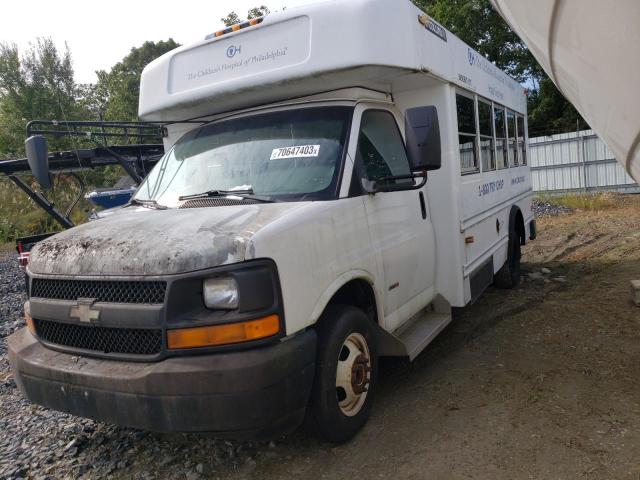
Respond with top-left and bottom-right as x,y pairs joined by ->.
508,205 -> 526,245
309,271 -> 383,327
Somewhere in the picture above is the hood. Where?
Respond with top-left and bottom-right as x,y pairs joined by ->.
28,203 -> 304,276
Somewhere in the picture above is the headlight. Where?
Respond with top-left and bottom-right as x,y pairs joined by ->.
203,277 -> 239,310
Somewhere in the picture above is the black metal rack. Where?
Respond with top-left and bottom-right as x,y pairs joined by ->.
0,120 -> 171,229
0,144 -> 165,229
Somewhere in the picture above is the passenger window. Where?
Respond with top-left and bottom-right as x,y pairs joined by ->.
494,106 -> 508,169
517,115 -> 526,166
456,94 -> 478,174
478,99 -> 495,172
507,110 -> 518,167
357,110 -> 411,185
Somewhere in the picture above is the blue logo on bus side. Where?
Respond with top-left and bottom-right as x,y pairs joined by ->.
226,45 -> 241,58
468,49 -> 477,66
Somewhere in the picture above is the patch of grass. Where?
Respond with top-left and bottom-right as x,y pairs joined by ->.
536,192 -> 618,211
0,165 -> 126,243
0,242 -> 15,254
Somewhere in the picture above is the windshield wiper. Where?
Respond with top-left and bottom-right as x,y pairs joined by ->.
178,189 -> 276,203
126,198 -> 168,210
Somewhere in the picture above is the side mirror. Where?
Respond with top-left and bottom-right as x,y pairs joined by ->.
25,135 -> 52,189
405,106 -> 441,172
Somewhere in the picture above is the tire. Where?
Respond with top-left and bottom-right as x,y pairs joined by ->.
307,305 -> 378,443
494,230 -> 522,289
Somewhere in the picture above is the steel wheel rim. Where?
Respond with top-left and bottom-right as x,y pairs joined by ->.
335,332 -> 371,417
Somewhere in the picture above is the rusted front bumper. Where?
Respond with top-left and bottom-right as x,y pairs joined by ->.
8,328 -> 316,439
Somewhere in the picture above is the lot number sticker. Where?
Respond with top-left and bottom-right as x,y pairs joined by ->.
270,145 -> 320,160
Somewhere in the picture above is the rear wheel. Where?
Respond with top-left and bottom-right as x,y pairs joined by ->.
495,230 -> 522,289
307,305 -> 378,443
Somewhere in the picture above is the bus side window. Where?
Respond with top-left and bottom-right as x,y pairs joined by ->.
507,110 -> 518,167
456,94 -> 478,174
494,106 -> 508,169
478,99 -> 495,172
517,115 -> 526,166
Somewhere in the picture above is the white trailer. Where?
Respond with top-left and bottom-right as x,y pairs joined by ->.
10,0 -> 535,443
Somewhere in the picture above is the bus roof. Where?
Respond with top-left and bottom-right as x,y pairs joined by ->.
138,0 -> 526,121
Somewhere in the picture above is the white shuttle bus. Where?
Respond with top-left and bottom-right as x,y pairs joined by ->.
9,0 -> 535,443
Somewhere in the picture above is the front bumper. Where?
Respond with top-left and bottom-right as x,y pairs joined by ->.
8,327 -> 316,439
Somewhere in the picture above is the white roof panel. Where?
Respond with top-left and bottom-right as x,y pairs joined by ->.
139,0 -> 526,121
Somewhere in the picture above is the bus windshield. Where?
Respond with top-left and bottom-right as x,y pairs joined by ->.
133,106 -> 353,208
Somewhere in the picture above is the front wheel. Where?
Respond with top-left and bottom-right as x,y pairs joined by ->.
307,305 -> 378,443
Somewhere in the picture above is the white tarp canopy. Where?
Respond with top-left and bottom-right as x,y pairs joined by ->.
491,0 -> 640,182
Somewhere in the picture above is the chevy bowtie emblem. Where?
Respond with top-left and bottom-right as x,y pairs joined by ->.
70,298 -> 101,324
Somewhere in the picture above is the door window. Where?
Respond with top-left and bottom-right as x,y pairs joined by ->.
357,110 -> 412,186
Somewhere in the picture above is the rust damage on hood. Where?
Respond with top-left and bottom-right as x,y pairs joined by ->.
28,203 -> 302,276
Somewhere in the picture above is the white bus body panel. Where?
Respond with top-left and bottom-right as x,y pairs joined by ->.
137,0 -> 533,338
139,0 -> 525,123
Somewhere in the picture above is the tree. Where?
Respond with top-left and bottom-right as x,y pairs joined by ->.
248,6 -> 270,19
413,0 -> 540,83
95,39 -> 180,121
221,11 -> 241,27
527,78 -> 588,136
0,38 -> 85,157
222,6 -> 270,27
412,0 -> 586,136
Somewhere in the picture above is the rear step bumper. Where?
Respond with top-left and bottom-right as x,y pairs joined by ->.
8,327 -> 316,440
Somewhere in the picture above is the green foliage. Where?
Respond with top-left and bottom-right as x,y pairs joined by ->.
95,39 -> 180,121
412,0 -> 587,136
221,11 -> 242,27
0,175 -> 93,243
248,6 -> 270,19
527,78 -> 588,137
0,38 -> 176,242
222,6 -> 270,27
413,0 -> 539,82
0,38 -> 86,158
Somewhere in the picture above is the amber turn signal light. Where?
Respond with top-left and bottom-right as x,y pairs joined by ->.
167,315 -> 280,350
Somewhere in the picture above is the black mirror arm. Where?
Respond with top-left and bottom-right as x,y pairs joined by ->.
372,170 -> 428,193
93,140 -> 144,184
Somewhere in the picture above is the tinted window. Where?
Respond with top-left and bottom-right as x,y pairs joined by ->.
456,94 -> 476,134
478,100 -> 495,171
494,106 -> 508,169
456,94 -> 478,174
357,110 -> 411,185
517,115 -> 527,166
507,110 -> 518,167
478,100 -> 493,137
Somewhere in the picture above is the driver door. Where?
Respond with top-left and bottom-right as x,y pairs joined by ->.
352,106 -> 436,332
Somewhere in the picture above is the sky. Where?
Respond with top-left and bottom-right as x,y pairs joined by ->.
0,0 -> 321,84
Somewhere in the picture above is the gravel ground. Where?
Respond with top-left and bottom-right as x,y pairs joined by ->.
532,199 -> 573,218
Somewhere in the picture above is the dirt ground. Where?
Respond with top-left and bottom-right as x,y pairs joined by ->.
2,195 -> 639,480
213,196 -> 640,480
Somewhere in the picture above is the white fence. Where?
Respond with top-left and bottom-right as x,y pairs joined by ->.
529,129 -> 639,194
